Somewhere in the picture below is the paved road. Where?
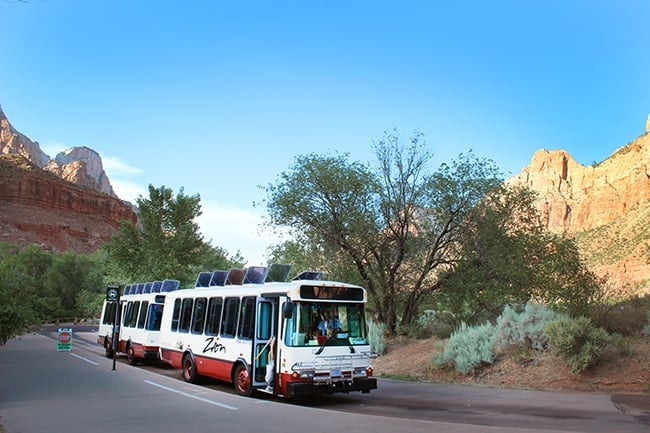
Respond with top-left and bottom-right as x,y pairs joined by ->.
0,326 -> 648,433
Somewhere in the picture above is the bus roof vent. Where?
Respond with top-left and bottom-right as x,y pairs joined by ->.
161,279 -> 179,292
226,268 -> 247,285
209,270 -> 229,286
195,271 -> 213,288
293,271 -> 324,281
151,281 -> 162,293
244,266 -> 269,284
266,263 -> 292,282
144,282 -> 153,294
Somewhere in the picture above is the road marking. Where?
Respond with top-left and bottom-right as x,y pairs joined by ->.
70,352 -> 100,365
144,380 -> 238,411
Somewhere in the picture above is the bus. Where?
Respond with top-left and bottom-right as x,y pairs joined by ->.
158,265 -> 377,398
97,279 -> 179,365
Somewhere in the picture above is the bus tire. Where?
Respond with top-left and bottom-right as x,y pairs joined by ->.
127,345 -> 139,366
233,363 -> 253,396
104,338 -> 114,358
182,353 -> 200,384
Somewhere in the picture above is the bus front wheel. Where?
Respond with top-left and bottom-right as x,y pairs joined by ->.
127,346 -> 138,366
233,363 -> 253,396
182,353 -> 200,384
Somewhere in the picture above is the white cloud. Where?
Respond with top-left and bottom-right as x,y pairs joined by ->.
197,201 -> 280,266
40,142 -> 67,159
111,179 -> 148,203
102,156 -> 143,176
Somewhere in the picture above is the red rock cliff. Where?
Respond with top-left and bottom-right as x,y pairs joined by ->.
0,154 -> 137,253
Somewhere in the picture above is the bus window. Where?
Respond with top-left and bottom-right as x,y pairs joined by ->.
237,297 -> 255,340
285,302 -> 368,347
205,297 -> 223,336
179,298 -> 194,333
137,300 -> 149,329
102,302 -> 116,325
257,301 -> 273,340
191,297 -> 207,334
146,304 -> 163,331
221,297 -> 240,338
171,298 -> 181,331
130,301 -> 141,327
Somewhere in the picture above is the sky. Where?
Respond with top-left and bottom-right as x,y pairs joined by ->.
1,0 -> 649,266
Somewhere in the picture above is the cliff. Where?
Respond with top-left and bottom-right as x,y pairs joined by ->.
507,116 -> 650,293
0,154 -> 137,253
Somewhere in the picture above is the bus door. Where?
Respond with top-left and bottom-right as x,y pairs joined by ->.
251,296 -> 279,387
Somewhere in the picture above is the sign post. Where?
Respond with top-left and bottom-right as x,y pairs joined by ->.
106,285 -> 121,371
57,328 -> 72,351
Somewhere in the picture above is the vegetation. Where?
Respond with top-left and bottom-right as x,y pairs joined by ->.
0,244 -> 105,344
264,130 -> 604,334
104,184 -> 245,288
544,317 -> 610,374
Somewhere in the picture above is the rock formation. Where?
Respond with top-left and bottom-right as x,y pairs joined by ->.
0,107 -> 137,253
507,118 -> 650,293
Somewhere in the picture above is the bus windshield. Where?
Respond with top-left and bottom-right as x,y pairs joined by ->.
284,301 -> 368,347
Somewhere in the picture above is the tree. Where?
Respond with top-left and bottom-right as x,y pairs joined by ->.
436,184 -> 601,324
105,185 -> 206,286
263,131 -> 503,332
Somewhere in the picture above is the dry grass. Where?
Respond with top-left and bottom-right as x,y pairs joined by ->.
372,334 -> 650,393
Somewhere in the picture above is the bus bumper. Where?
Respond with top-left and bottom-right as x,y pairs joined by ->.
285,377 -> 377,398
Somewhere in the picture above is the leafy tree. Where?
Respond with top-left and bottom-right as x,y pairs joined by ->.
437,184 -> 602,324
263,131 -> 503,332
105,185 -> 204,284
0,244 -> 53,343
105,184 -> 243,288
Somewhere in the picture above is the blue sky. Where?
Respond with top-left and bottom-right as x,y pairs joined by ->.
2,0 -> 649,265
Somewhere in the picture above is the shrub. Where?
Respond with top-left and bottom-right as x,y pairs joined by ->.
496,303 -> 563,351
367,318 -> 385,356
544,317 -> 610,374
403,309 -> 457,339
434,321 -> 497,374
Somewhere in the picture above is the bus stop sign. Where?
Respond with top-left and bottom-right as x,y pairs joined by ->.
106,286 -> 119,302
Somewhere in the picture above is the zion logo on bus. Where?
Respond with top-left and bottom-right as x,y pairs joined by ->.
57,328 -> 72,351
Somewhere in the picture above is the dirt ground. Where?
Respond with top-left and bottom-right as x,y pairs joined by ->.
372,334 -> 650,394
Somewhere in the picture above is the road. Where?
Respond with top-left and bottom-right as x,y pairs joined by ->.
0,325 -> 647,433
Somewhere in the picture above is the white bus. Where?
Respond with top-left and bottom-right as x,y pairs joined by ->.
97,279 -> 179,364
159,265 -> 377,398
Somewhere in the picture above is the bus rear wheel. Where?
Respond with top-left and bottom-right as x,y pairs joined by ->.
104,339 -> 114,358
233,363 -> 253,396
182,353 -> 200,384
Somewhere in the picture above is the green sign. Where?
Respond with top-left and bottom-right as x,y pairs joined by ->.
57,328 -> 73,351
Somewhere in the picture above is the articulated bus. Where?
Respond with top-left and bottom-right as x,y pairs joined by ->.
97,279 -> 179,364
158,265 -> 377,398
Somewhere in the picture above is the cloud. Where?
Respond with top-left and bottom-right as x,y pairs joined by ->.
197,201 -> 280,266
111,179 -> 148,203
102,156 -> 143,176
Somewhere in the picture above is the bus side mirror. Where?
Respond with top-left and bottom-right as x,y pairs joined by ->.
283,302 -> 294,319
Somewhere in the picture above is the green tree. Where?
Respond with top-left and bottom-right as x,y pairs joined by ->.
263,131 -> 503,332
105,184 -> 210,287
438,184 -> 601,324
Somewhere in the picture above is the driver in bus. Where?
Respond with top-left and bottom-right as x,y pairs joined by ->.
317,308 -> 342,337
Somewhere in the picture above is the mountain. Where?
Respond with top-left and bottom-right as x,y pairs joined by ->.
0,106 -> 137,253
507,115 -> 650,294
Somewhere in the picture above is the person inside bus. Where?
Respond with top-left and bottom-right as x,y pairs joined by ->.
317,309 -> 342,337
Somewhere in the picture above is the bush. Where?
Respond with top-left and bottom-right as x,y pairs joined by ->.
496,303 -> 563,351
434,321 -> 497,374
403,310 -> 457,339
589,297 -> 649,336
367,319 -> 385,356
544,317 -> 610,374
